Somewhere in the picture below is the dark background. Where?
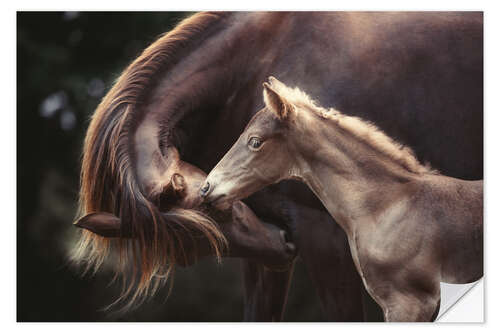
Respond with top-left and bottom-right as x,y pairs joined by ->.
17,12 -> 324,322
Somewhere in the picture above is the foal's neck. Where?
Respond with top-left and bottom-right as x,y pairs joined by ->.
291,111 -> 419,234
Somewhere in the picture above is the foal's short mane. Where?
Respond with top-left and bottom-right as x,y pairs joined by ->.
72,12 -> 228,312
271,82 -> 436,175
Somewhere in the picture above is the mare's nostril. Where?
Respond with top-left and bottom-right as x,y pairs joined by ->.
286,243 -> 296,254
200,182 -> 211,197
280,230 -> 297,255
280,230 -> 291,243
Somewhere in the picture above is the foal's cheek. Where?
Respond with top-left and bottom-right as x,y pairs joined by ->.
262,150 -> 289,180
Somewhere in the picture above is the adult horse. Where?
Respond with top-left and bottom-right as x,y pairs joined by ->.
73,161 -> 297,316
73,12 -> 482,321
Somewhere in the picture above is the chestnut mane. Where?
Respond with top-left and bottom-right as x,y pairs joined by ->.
71,12 -> 228,312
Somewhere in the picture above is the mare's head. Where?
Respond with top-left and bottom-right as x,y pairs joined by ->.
75,161 -> 295,268
201,77 -> 309,209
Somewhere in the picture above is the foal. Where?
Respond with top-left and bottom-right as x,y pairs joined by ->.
202,77 -> 483,321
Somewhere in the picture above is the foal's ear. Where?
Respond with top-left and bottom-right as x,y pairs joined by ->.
74,212 -> 124,238
268,76 -> 285,88
263,82 -> 294,120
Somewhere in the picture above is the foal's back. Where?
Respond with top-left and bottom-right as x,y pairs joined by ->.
414,175 -> 483,283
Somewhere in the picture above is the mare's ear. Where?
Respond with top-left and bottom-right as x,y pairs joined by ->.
154,173 -> 187,209
74,212 -> 125,238
171,173 -> 186,194
263,82 -> 294,120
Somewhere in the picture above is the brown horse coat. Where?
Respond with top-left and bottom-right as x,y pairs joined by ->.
74,12 -> 482,320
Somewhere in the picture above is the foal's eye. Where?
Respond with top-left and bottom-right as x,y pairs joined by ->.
248,137 -> 263,150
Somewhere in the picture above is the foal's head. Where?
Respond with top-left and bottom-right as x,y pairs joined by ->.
201,77 -> 310,209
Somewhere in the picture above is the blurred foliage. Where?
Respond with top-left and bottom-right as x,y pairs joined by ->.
17,12 -> 324,322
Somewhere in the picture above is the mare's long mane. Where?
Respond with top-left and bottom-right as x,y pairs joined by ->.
72,12 -> 228,312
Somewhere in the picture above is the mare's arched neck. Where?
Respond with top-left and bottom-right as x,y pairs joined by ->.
134,13 -> 293,193
133,13 -> 292,192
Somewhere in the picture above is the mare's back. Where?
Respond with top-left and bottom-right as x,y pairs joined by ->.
273,12 -> 482,179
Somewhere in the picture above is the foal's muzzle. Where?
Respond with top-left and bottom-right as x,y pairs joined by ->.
200,181 -> 211,197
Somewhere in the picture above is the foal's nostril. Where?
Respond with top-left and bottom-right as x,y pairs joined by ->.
200,182 -> 211,197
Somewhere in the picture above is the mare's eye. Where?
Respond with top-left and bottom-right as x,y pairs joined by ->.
248,137 -> 263,150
